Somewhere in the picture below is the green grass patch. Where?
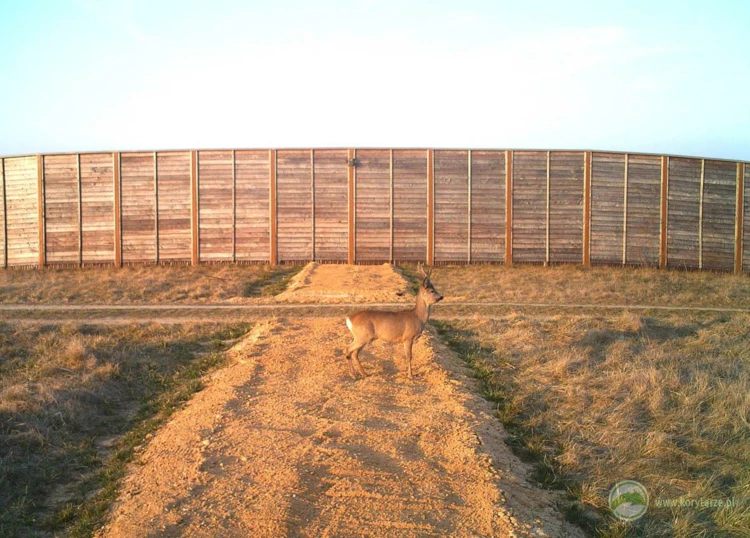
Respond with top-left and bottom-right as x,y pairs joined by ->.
0,322 -> 250,537
241,264 -> 305,297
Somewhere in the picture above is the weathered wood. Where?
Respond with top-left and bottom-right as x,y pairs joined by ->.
471,150 -> 505,262
427,149 -> 434,265
545,151 -> 550,264
232,149 -> 237,262
583,151 -> 591,266
660,156 -> 668,269
390,149 -> 394,263
434,150 -> 468,263
36,155 -> 45,267
702,160 -> 736,271
623,154 -> 629,265
198,150 -> 233,262
311,149 -> 316,260
1,158 -> 6,268
269,149 -> 278,264
393,150 -> 427,262
113,152 -> 122,267
667,157 -> 700,269
512,151 -> 547,263
191,150 -> 199,265
735,162 -> 745,273
699,159 -> 705,269
314,149 -> 347,261
348,148 -> 355,264
467,150 -> 472,262
625,154 -> 661,266
277,150 -> 311,262
505,150 -> 513,264
354,149 -> 390,262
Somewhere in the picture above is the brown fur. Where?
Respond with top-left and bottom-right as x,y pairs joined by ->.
345,267 -> 443,378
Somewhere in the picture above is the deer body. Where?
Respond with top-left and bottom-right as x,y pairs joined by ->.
345,268 -> 442,379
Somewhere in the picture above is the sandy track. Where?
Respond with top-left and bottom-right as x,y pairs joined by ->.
97,316 -> 581,538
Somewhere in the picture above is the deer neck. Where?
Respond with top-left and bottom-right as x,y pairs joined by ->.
413,293 -> 430,325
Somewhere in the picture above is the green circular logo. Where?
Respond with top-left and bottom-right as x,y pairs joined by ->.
609,480 -> 649,521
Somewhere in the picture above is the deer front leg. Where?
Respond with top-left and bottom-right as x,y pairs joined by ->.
403,339 -> 414,378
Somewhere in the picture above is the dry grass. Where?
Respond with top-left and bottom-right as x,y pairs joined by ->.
0,264 -> 303,304
0,321 -> 249,536
430,263 -> 750,309
433,311 -> 749,537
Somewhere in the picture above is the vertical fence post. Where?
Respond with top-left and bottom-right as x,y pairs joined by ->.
389,149 -> 394,264
468,150 -> 472,263
37,154 -> 45,268
505,150 -> 513,265
622,154 -> 629,265
77,154 -> 83,266
269,149 -> 278,265
427,149 -> 434,266
735,162 -> 745,274
545,151 -> 551,265
232,149 -> 237,263
1,158 -> 6,268
113,152 -> 122,267
154,152 -> 159,264
660,155 -> 669,269
583,151 -> 592,267
190,150 -> 199,266
347,148 -> 355,265
311,149 -> 315,261
699,159 -> 705,270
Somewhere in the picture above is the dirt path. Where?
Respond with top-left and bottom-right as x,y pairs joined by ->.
98,317 -> 581,538
97,264 -> 582,537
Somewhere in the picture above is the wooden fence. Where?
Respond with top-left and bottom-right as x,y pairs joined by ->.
0,149 -> 748,272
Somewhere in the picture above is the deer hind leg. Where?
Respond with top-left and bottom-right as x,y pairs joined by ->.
345,336 -> 369,379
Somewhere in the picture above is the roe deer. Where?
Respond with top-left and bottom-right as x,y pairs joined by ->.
345,265 -> 443,379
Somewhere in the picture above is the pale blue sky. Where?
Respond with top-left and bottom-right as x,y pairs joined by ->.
2,0 -> 749,160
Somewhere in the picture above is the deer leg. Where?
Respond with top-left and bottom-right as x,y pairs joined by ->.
351,347 -> 367,377
346,339 -> 368,379
403,339 -> 414,378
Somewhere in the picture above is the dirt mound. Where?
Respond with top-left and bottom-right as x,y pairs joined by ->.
275,263 -> 411,304
98,316 -> 581,538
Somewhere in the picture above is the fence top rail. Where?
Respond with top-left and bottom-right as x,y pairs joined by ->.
1,147 -> 748,165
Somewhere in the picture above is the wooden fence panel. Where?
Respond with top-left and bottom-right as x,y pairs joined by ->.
702,160 -> 736,271
4,156 -> 39,266
235,150 -> 270,262
0,159 -> 5,267
626,154 -> 661,265
393,150 -> 427,262
120,152 -> 156,263
198,150 -> 233,261
44,154 -> 79,264
590,153 -> 625,264
434,150 -> 469,262
156,152 -> 191,262
512,151 -> 546,263
667,157 -> 701,269
80,153 -> 114,264
313,149 -> 348,261
744,165 -> 750,272
277,150 -> 312,262
470,150 -> 505,262
355,149 -> 391,262
549,151 -> 584,263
